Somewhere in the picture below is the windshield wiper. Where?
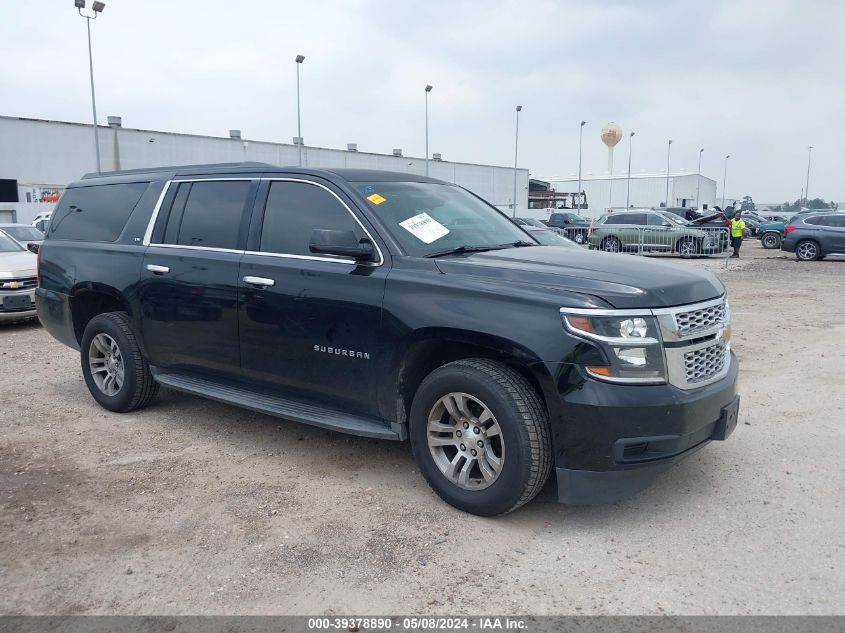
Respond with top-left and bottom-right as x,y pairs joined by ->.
508,240 -> 535,247
424,245 -> 505,258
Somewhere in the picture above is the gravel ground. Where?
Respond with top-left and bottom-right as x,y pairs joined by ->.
1,242 -> 844,615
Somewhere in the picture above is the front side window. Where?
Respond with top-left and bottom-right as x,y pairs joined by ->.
647,214 -> 671,227
353,182 -> 531,257
162,181 -> 251,250
260,181 -> 360,256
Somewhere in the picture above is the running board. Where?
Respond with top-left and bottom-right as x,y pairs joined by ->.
151,369 -> 400,440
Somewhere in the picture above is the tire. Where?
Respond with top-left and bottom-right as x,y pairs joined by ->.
409,359 -> 552,516
761,232 -> 781,249
574,231 -> 586,245
602,236 -> 622,253
677,237 -> 700,258
80,311 -> 159,413
795,240 -> 821,261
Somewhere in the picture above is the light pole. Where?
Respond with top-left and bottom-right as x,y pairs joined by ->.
295,54 -> 305,167
696,148 -> 704,209
424,85 -> 433,176
75,0 -> 106,174
804,145 -> 813,205
625,131 -> 635,208
721,154 -> 730,209
512,105 -> 522,217
664,139 -> 672,207
577,121 -> 586,215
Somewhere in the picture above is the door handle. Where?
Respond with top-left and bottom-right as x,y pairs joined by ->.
146,264 -> 170,274
243,276 -> 275,287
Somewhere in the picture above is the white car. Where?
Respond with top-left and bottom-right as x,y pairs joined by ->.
0,231 -> 38,322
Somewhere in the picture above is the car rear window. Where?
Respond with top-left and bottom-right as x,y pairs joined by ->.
49,182 -> 149,242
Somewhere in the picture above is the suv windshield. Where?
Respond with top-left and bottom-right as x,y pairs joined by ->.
354,181 -> 533,257
0,232 -> 25,253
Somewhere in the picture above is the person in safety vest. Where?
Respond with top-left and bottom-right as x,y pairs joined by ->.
730,210 -> 746,258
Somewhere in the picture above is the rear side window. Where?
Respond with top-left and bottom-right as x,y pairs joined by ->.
259,181 -> 359,256
804,216 -> 827,226
826,215 -> 845,228
49,182 -> 148,242
603,215 -> 624,225
161,181 -> 252,250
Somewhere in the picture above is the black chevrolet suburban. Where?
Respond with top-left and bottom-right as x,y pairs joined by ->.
36,163 -> 739,516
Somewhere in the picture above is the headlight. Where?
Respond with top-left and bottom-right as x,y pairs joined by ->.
561,311 -> 666,384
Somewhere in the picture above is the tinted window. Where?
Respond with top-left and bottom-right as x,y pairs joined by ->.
647,214 -> 671,226
260,181 -> 359,256
603,215 -> 624,225
49,182 -> 148,242
163,181 -> 251,249
826,215 -> 845,228
804,216 -> 827,226
609,213 -> 646,225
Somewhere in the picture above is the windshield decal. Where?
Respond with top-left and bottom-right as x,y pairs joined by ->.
399,212 -> 450,244
366,193 -> 387,205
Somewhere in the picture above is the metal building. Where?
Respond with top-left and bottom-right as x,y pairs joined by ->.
529,172 -> 718,221
0,115 -> 529,224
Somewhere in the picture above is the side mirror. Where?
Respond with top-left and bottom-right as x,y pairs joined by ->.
27,242 -> 40,254
309,229 -> 376,262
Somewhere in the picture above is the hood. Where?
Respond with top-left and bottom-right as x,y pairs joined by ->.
0,250 -> 37,277
434,246 -> 723,309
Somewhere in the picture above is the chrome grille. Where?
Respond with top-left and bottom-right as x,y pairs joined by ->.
0,276 -> 38,292
675,301 -> 726,336
684,342 -> 727,384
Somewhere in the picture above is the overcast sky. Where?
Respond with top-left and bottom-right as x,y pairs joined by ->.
3,0 -> 843,203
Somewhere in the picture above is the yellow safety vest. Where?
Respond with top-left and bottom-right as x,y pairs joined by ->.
730,218 -> 745,238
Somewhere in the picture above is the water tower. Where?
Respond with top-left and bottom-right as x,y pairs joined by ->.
601,123 -> 623,209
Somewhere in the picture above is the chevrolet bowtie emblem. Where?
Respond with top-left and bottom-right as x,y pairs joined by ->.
3,281 -> 23,289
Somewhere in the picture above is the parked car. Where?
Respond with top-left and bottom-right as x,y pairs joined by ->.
523,227 -> 580,248
0,231 -> 38,322
37,163 -> 739,516
0,223 -> 45,249
781,213 -> 845,261
758,220 -> 787,249
545,211 -> 591,244
514,216 -> 564,235
588,210 -> 724,256
31,212 -> 52,234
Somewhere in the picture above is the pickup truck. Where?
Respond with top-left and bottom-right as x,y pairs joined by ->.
545,212 -> 591,244
35,163 -> 739,516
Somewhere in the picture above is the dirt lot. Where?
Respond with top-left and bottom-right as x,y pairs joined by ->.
1,242 -> 844,615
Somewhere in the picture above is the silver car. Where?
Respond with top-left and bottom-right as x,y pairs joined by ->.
0,231 -> 38,322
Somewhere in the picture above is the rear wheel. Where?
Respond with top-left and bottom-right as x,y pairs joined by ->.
795,240 -> 820,261
80,312 -> 159,413
602,236 -> 622,253
761,232 -> 781,249
409,359 -> 552,516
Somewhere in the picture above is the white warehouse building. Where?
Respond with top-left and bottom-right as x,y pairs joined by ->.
530,172 -> 718,221
0,115 -> 529,225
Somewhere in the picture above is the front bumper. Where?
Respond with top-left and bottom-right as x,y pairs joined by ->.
536,351 -> 739,504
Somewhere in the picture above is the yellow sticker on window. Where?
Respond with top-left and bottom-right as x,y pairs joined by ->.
367,193 -> 387,205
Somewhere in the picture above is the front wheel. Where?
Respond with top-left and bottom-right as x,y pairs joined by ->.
761,232 -> 782,249
409,359 -> 552,516
573,231 -> 586,244
795,240 -> 820,261
80,312 -> 159,413
677,237 -> 700,258
602,236 -> 622,253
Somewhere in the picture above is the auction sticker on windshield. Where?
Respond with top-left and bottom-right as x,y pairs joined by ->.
399,212 -> 450,244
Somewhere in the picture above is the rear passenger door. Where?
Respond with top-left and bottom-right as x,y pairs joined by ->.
822,215 -> 845,252
138,178 -> 257,376
238,177 -> 388,417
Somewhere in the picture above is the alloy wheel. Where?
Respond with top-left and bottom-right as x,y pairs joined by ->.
427,392 -> 505,490
88,333 -> 125,396
603,237 -> 620,252
797,241 -> 818,261
762,233 -> 780,249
